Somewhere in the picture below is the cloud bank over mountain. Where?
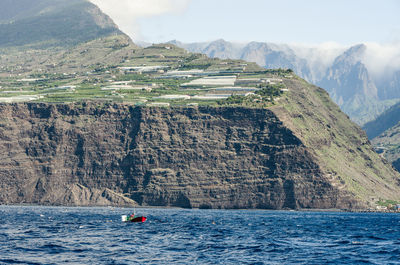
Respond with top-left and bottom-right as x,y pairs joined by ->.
290,42 -> 400,82
88,0 -> 191,40
363,42 -> 400,79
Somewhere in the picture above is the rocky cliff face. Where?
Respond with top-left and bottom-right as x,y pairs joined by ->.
0,103 -> 364,209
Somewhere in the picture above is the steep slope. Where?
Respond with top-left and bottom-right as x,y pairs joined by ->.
271,78 -> 400,204
377,70 -> 400,100
363,102 -> 400,172
371,123 -> 400,172
363,101 -> 400,139
0,0 -> 122,48
0,0 -> 136,77
0,34 -> 138,76
394,158 -> 400,172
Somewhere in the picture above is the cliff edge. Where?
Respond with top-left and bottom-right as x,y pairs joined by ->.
1,78 -> 399,209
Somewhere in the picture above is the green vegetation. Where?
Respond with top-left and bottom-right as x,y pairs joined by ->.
256,84 -> 285,97
364,102 -> 400,173
218,83 -> 285,107
377,199 -> 399,206
276,79 -> 400,206
0,34 -> 290,107
377,199 -> 399,210
0,0 -> 120,48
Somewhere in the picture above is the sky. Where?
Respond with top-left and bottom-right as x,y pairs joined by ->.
89,0 -> 400,45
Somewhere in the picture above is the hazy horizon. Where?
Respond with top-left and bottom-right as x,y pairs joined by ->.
89,0 -> 400,46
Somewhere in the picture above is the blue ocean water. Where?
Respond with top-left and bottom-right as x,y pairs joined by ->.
0,206 -> 399,264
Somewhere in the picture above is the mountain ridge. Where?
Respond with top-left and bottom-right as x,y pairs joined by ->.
363,101 -> 400,139
363,102 -> 400,172
0,0 -> 122,48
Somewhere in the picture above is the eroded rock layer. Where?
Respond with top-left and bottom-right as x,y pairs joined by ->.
0,103 -> 363,209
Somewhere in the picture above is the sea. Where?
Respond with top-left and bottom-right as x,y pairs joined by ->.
0,206 -> 399,265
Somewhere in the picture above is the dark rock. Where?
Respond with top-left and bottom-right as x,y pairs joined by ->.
0,101 -> 399,209
0,103 -> 349,209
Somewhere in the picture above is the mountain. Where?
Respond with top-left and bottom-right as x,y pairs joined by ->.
371,123 -> 400,172
0,0 -> 122,48
363,102 -> 400,172
0,0 -> 399,209
241,42 -> 313,82
318,45 -> 378,123
174,40 -> 400,125
379,70 -> 400,100
193,39 -> 245,59
394,158 -> 400,172
363,101 -> 400,139
0,0 -> 138,76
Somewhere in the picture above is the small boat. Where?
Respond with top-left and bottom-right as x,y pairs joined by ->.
130,216 -> 147,223
121,215 -> 147,223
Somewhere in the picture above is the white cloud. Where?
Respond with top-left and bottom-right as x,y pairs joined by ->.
363,42 -> 400,79
89,0 -> 191,40
291,42 -> 346,67
291,42 -> 400,81
288,42 -> 347,82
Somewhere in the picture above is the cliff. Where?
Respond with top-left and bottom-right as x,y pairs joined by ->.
1,95 -> 399,209
271,78 -> 400,205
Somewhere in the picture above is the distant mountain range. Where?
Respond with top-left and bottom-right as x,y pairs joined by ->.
0,0 -> 121,48
170,40 -> 400,125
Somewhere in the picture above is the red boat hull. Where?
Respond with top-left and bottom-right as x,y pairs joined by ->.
130,216 -> 147,223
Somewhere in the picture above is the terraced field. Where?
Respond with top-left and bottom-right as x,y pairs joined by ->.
0,37 -> 292,107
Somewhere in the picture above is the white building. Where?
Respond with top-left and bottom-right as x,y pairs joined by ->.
182,76 -> 237,87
